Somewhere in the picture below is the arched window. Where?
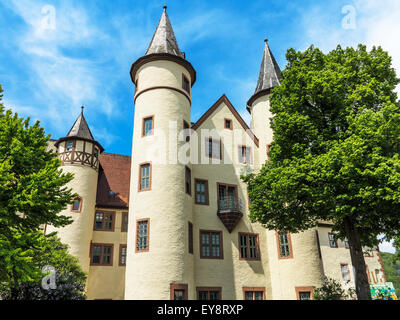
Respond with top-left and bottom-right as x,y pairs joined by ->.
71,197 -> 82,212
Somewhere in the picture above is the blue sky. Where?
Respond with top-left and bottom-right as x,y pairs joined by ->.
1,1 -> 399,251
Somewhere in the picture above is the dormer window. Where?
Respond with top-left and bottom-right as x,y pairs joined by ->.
66,141 -> 73,152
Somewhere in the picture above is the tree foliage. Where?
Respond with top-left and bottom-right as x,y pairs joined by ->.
380,252 -> 400,297
0,84 -> 80,297
313,276 -> 356,300
243,44 -> 400,299
0,233 -> 86,300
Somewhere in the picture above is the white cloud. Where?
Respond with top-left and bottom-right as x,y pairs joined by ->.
299,0 -> 400,93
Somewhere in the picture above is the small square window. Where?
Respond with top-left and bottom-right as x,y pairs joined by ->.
119,245 -> 127,266
238,146 -> 252,164
182,74 -> 190,94
195,179 -> 209,205
185,167 -> 191,195
143,117 -> 154,136
94,212 -> 115,231
244,289 -> 264,300
200,230 -> 223,259
71,197 -> 82,212
205,138 -> 221,160
136,219 -> 149,252
328,233 -> 338,248
197,288 -> 221,300
139,163 -> 151,191
224,119 -> 232,130
299,292 -> 311,300
66,141 -> 73,152
90,244 -> 113,266
341,264 -> 350,281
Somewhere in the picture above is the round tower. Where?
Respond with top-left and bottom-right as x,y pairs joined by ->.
248,40 -> 325,299
46,107 -> 103,274
124,7 -> 196,300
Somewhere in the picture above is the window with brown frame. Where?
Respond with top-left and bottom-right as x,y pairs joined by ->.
340,263 -> 351,281
188,222 -> 193,254
90,243 -> 113,266
121,212 -> 128,232
197,287 -> 222,300
119,245 -> 127,266
295,286 -> 314,300
93,211 -> 115,231
276,231 -> 293,259
182,74 -> 190,94
238,146 -> 252,164
71,196 -> 82,213
239,233 -> 260,260
139,163 -> 151,191
328,233 -> 338,248
205,138 -> 222,160
136,219 -> 149,252
195,179 -> 209,205
142,116 -> 154,136
224,118 -> 232,130
217,183 -> 238,211
243,287 -> 265,300
200,230 -> 223,259
183,120 -> 190,142
170,283 -> 188,300
185,166 -> 191,195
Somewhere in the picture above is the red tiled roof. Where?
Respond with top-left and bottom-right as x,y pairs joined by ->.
96,152 -> 131,209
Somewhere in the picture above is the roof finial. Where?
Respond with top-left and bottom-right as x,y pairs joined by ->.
163,5 -> 167,11
81,105 -> 84,113
264,38 -> 268,43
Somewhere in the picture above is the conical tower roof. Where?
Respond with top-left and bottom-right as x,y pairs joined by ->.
67,106 -> 95,140
145,6 -> 185,59
254,39 -> 281,94
130,6 -> 196,86
247,39 -> 281,111
55,106 -> 104,152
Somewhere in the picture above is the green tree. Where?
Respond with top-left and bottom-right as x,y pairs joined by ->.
380,252 -> 400,297
0,84 -> 77,293
243,45 -> 400,300
313,276 -> 356,300
0,233 -> 86,300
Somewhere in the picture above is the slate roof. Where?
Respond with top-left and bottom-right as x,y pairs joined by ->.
67,107 -> 95,141
145,6 -> 185,59
254,39 -> 281,94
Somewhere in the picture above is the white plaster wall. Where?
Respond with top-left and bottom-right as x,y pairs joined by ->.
124,59 -> 194,299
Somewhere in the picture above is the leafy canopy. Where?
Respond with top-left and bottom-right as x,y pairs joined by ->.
0,84 -> 76,234
243,45 -> 400,247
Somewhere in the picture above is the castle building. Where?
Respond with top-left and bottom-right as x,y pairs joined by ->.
45,7 -> 386,300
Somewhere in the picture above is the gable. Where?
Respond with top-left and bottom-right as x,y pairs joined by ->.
191,94 -> 259,147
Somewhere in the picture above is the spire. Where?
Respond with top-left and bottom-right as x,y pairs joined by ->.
145,6 -> 185,59
67,106 -> 95,141
254,38 -> 281,94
